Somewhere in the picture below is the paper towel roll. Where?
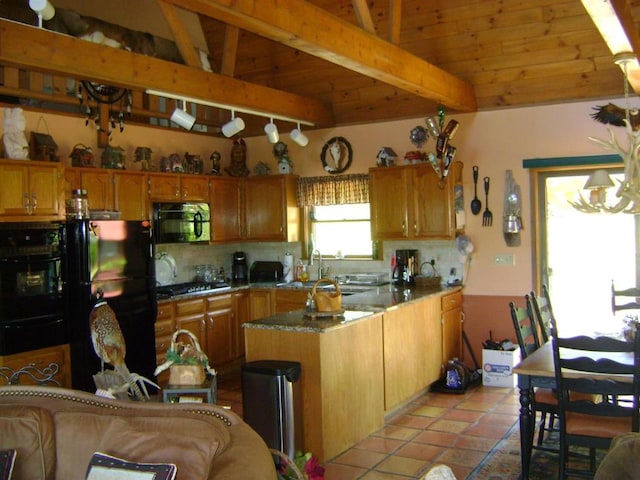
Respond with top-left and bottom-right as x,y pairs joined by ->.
283,253 -> 294,283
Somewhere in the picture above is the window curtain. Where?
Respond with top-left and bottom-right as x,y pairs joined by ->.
296,174 -> 369,206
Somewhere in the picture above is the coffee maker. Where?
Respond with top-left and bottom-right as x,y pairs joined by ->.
232,251 -> 248,284
392,249 -> 419,286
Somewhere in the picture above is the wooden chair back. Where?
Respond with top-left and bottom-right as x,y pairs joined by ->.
510,295 -> 541,359
551,322 -> 640,477
611,280 -> 640,314
531,285 -> 554,344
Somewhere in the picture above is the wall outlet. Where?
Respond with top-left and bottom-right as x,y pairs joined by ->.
494,254 -> 515,266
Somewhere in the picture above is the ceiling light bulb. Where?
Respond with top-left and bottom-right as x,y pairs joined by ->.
290,124 -> 309,147
264,119 -> 279,143
222,112 -> 245,137
29,0 -> 55,23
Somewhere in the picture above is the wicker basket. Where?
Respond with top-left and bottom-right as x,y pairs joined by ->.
312,278 -> 342,312
271,449 -> 306,480
168,329 -> 206,386
414,275 -> 442,289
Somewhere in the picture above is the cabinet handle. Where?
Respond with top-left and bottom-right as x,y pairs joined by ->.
31,194 -> 37,212
401,221 -> 405,233
23,193 -> 30,214
413,222 -> 417,233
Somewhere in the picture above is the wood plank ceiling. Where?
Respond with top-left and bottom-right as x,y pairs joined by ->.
3,0 -> 640,136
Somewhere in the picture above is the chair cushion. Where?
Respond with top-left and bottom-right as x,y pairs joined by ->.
0,405 -> 55,480
566,412 -> 632,438
594,432 -> 640,479
533,387 -> 557,406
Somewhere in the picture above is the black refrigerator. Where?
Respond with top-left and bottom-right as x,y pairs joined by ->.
62,219 -> 157,393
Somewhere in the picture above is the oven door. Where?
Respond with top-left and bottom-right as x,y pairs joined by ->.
0,316 -> 67,355
0,254 -> 63,323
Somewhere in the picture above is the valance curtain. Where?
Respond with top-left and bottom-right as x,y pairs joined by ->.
296,174 -> 369,206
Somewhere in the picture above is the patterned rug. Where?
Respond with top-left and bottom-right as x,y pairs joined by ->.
467,423 -> 604,479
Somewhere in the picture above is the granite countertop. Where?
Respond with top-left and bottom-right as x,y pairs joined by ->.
243,284 -> 461,333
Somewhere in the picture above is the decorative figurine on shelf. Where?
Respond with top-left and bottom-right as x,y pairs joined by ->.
209,151 -> 222,175
184,152 -> 203,174
134,146 -> 152,171
101,145 -> 125,169
273,141 -> 293,174
253,161 -> 271,176
169,152 -> 183,172
225,138 -> 250,177
2,107 -> 29,160
376,147 -> 397,167
70,144 -> 95,167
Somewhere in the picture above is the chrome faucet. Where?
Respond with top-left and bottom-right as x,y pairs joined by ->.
311,249 -> 325,279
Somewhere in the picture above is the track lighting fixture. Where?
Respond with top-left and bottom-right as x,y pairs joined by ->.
29,0 -> 55,28
264,118 -> 279,143
221,111 -> 245,137
170,100 -> 196,130
290,123 -> 309,147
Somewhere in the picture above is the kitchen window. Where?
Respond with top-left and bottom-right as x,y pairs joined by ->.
309,204 -> 373,258
297,174 -> 374,259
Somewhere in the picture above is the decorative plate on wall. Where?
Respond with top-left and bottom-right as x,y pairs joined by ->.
321,136 -> 353,174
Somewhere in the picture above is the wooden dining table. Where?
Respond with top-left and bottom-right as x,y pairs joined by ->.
512,340 -> 634,479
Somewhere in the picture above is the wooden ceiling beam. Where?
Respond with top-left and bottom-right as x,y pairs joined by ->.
388,0 -> 402,44
351,0 -> 376,34
157,0 -> 202,68
163,0 -> 477,112
0,19 -> 335,127
221,24 -> 239,76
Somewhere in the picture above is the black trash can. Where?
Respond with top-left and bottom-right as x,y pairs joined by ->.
241,360 -> 301,458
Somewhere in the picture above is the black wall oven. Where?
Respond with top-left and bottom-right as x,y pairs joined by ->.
0,222 -> 66,355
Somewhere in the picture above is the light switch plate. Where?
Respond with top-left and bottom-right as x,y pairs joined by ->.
494,254 -> 515,266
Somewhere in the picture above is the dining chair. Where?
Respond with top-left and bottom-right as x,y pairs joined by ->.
510,297 -> 557,451
530,285 -> 555,344
551,321 -> 640,479
611,280 -> 640,315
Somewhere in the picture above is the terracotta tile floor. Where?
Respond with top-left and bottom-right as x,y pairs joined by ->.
216,372 -> 520,479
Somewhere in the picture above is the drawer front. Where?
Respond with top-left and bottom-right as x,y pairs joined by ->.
206,293 -> 232,311
441,291 -> 462,311
154,318 -> 174,338
157,302 -> 174,320
175,298 -> 205,316
155,334 -> 172,359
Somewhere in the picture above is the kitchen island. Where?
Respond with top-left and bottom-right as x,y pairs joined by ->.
243,285 -> 461,462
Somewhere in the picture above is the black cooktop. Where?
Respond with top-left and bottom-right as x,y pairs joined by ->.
156,281 -> 230,298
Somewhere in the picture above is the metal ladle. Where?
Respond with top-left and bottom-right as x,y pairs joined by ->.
470,166 -> 482,215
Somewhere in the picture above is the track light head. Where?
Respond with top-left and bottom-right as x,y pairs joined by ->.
222,111 -> 245,137
290,124 -> 309,147
264,118 -> 279,143
29,0 -> 55,27
170,100 -> 196,130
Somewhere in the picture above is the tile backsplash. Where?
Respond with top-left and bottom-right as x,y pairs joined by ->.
155,239 -> 466,285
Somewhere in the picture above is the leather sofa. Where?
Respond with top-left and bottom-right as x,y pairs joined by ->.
0,385 -> 276,480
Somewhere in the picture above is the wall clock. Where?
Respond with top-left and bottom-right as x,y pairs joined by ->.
321,136 -> 353,174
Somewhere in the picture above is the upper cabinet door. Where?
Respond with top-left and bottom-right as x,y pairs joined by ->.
180,176 -> 209,202
411,166 -> 454,239
114,171 -> 148,220
0,161 -> 61,220
80,170 -> 113,212
370,167 -> 410,239
210,177 -> 243,243
148,173 -> 180,201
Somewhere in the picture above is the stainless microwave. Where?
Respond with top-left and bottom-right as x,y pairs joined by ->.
153,202 -> 211,244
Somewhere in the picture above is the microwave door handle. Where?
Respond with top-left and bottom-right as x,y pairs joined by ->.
193,212 -> 203,238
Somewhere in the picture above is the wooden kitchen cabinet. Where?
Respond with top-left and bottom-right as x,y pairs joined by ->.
249,288 -> 274,320
231,290 -> 250,358
275,288 -> 308,313
65,168 -> 148,220
0,344 -> 71,387
382,296 -> 442,410
174,297 -> 207,354
148,173 -> 209,202
441,289 -> 463,372
206,294 -> 234,366
370,164 -> 454,240
210,177 -> 243,243
0,159 -> 62,220
154,301 -> 175,385
244,175 -> 300,242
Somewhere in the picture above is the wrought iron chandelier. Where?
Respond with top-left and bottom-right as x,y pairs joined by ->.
570,53 -> 640,214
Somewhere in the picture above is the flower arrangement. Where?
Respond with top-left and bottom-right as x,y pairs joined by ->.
276,451 -> 324,480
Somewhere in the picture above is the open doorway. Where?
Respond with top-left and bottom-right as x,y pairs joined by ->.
536,168 -> 638,336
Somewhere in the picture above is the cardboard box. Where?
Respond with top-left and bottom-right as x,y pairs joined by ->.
482,348 -> 521,387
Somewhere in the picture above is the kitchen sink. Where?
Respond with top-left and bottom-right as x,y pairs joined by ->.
276,281 -> 333,290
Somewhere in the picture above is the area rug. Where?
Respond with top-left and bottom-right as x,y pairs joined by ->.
467,423 -> 605,480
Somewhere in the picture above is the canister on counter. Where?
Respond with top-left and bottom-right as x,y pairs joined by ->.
66,189 -> 89,219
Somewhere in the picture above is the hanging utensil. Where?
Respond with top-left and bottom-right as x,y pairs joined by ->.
482,177 -> 493,226
470,166 -> 482,215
